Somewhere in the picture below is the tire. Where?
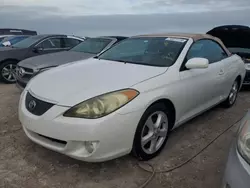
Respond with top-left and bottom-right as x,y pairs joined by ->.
0,61 -> 18,84
222,79 -> 239,108
132,103 -> 172,161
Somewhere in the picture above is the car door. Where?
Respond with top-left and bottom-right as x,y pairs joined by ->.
178,39 -> 228,123
202,40 -> 230,100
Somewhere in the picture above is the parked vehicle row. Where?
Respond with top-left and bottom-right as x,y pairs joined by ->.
18,33 -> 246,162
0,25 -> 247,186
0,28 -> 37,43
16,36 -> 127,89
0,34 -> 85,83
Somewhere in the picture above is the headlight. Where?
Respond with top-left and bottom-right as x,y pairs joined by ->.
237,119 -> 250,164
33,66 -> 57,77
244,63 -> 250,71
63,89 -> 139,119
39,66 -> 57,73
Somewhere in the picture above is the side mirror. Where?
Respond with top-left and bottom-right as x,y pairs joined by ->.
32,47 -> 43,53
185,58 -> 209,69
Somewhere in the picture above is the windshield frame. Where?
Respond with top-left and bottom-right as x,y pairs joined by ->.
97,37 -> 188,67
70,37 -> 114,54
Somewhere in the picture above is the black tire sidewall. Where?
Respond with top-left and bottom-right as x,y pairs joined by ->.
132,103 -> 171,161
0,61 -> 17,84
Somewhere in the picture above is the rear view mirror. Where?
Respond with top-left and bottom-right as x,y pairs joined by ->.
185,58 -> 209,69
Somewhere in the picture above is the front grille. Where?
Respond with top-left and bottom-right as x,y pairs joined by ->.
38,134 -> 67,145
16,66 -> 34,80
25,92 -> 54,116
22,74 -> 33,80
23,67 -> 34,73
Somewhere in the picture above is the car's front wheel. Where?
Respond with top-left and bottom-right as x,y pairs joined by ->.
132,103 -> 171,160
0,61 -> 18,84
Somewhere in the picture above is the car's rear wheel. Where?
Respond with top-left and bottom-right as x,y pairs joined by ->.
132,103 -> 171,160
0,61 -> 18,84
222,79 -> 239,108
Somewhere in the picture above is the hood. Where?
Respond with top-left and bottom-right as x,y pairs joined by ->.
18,51 -> 95,70
207,25 -> 250,49
27,58 -> 167,106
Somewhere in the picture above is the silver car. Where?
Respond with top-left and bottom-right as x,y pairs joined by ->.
222,111 -> 250,188
16,36 -> 127,89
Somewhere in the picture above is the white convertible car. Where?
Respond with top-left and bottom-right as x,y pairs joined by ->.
19,33 -> 246,162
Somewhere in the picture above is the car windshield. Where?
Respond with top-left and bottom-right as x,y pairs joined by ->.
70,38 -> 112,54
1,35 -> 29,44
12,35 -> 43,48
98,37 -> 187,67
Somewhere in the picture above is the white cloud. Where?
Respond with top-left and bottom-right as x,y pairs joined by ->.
2,0 -> 250,16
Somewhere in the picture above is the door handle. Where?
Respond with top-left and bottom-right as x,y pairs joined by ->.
219,69 -> 224,75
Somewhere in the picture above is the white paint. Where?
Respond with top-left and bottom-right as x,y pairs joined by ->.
185,57 -> 209,69
19,36 -> 246,162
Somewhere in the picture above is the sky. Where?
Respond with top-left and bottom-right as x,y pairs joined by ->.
0,0 -> 250,37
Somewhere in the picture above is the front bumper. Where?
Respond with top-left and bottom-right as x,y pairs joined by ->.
18,91 -> 143,162
16,76 -> 29,90
222,140 -> 250,188
243,70 -> 250,85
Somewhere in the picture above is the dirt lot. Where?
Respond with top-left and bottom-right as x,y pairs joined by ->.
0,83 -> 249,188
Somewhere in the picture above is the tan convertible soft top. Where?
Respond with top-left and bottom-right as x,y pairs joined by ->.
133,33 -> 231,56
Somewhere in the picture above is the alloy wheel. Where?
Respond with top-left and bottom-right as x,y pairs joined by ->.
229,81 -> 239,105
1,64 -> 17,82
141,111 -> 168,154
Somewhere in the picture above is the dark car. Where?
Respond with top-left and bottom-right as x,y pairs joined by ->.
16,36 -> 127,89
0,28 -> 37,36
207,25 -> 250,84
0,35 -> 30,47
0,28 -> 37,43
0,34 -> 85,83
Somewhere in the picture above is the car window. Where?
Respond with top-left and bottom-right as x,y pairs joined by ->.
70,38 -> 112,54
186,39 -> 228,64
8,36 -> 29,45
37,38 -> 63,49
63,38 -> 82,48
12,35 -> 44,48
98,37 -> 187,67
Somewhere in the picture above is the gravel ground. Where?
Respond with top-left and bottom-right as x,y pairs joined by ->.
0,83 -> 249,188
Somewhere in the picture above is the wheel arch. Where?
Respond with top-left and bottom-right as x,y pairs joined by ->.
146,98 -> 176,130
236,75 -> 242,89
236,75 -> 241,84
0,58 -> 19,65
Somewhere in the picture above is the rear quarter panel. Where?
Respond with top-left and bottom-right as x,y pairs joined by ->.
230,54 -> 245,84
222,54 -> 245,98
